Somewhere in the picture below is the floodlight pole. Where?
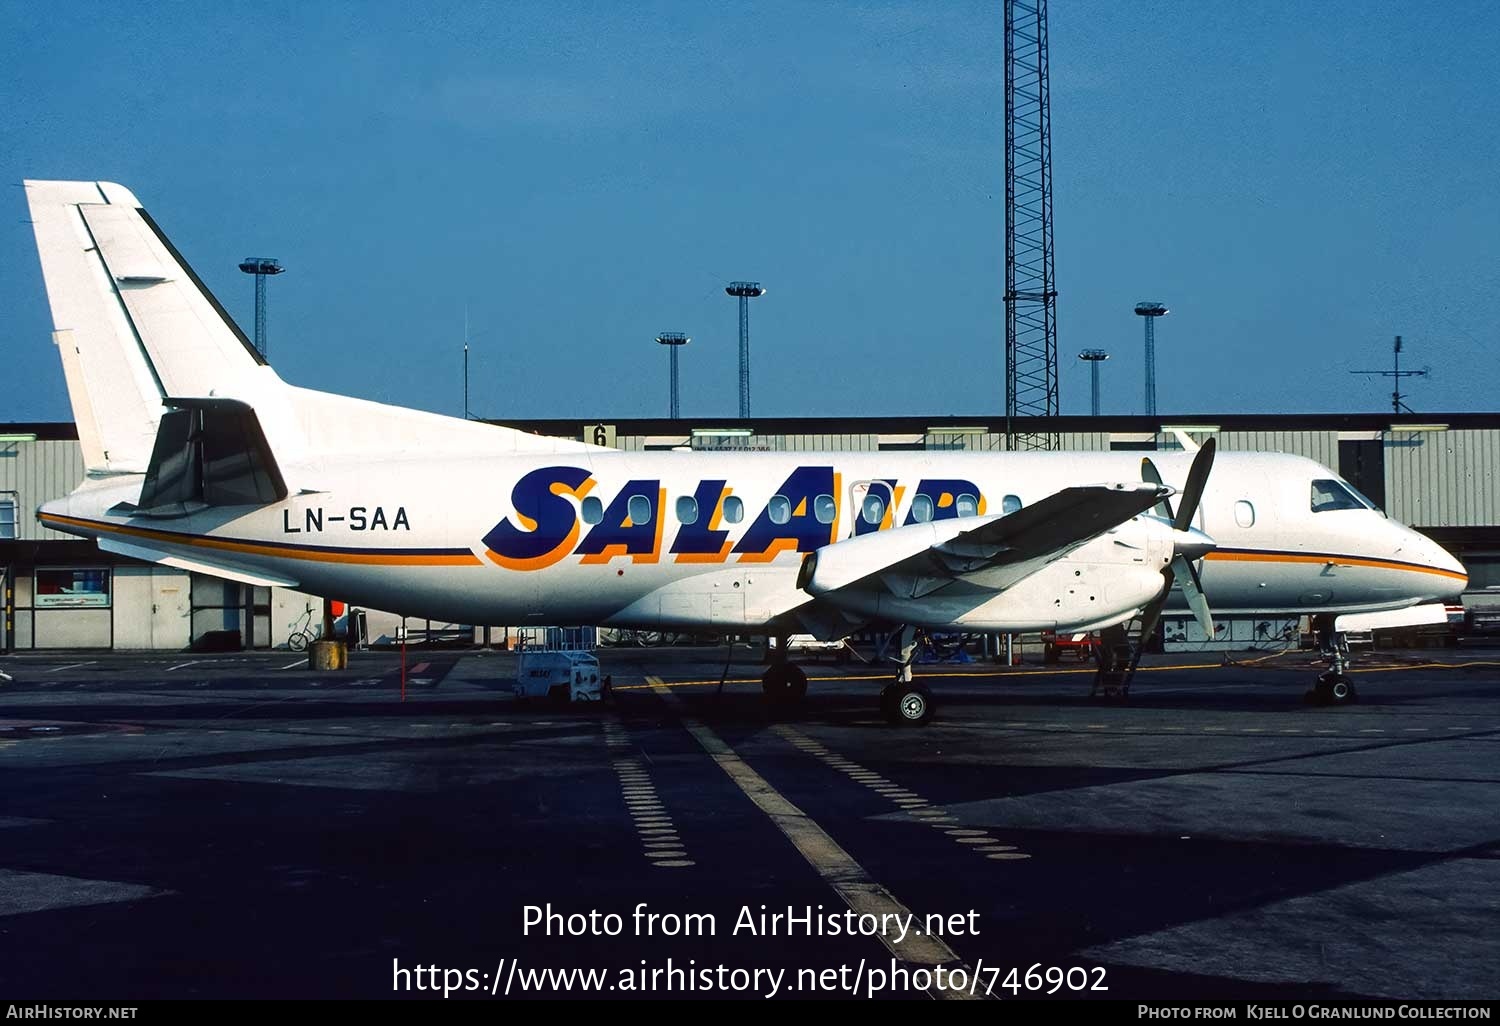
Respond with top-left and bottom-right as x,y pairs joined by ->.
656,333 -> 691,418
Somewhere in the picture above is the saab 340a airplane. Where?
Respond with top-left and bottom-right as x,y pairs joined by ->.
23,181 -> 1468,723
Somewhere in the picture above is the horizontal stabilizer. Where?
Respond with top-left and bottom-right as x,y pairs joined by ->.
97,537 -> 300,588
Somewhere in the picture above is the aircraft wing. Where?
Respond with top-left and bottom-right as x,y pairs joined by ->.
800,482 -> 1169,602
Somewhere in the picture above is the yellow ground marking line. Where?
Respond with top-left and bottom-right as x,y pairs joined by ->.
648,677 -> 978,1001
1347,661 -> 1500,673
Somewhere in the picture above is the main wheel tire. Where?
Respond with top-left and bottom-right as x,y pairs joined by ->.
762,663 -> 807,704
884,683 -> 934,726
1326,673 -> 1358,704
784,663 -> 808,700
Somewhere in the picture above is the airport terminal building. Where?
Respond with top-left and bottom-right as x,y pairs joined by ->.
3,413 -> 1498,652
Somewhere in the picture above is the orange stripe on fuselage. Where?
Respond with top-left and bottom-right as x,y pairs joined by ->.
1204,549 -> 1467,582
40,513 -> 483,567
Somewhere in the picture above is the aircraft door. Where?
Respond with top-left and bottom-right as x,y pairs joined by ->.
709,583 -> 746,626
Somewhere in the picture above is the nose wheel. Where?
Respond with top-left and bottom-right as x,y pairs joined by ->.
1308,671 -> 1358,706
1306,617 -> 1359,705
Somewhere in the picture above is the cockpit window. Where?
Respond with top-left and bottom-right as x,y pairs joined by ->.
1311,479 -> 1374,513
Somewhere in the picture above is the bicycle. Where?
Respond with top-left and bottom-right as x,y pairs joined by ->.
285,607 -> 322,652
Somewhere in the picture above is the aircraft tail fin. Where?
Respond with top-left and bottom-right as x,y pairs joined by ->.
25,180 -> 271,475
27,180 -> 611,469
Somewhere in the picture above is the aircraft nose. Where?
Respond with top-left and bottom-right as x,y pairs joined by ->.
1404,525 -> 1467,594
1434,545 -> 1467,587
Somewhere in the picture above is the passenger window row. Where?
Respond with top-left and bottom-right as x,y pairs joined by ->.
582,493 -> 746,527
577,491 -> 1018,527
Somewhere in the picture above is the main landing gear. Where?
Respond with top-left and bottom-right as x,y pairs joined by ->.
761,636 -> 808,704
1090,622 -> 1141,700
1307,615 -> 1358,706
759,628 -> 936,726
878,625 -> 934,727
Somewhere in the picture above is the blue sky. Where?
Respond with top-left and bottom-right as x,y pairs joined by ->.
3,1 -> 1496,422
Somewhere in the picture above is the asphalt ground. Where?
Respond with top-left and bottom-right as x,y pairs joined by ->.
1,644 -> 1498,1001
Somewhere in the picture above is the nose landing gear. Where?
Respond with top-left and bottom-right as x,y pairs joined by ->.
1307,615 -> 1358,705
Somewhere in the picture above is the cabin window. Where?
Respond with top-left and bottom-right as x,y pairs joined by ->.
627,494 -> 653,525
910,494 -> 934,523
721,495 -> 744,524
1310,479 -> 1370,513
1002,494 -> 1022,515
768,495 -> 791,525
955,493 -> 979,517
814,494 -> 837,525
581,496 -> 604,525
861,494 -> 885,526
1234,500 -> 1255,528
676,496 -> 698,525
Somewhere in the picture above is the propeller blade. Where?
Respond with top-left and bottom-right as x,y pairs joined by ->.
1173,554 -> 1215,636
1139,457 -> 1175,520
1173,436 -> 1217,532
1141,439 -> 1219,652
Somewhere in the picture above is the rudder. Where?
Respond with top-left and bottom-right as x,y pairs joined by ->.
25,180 -> 269,474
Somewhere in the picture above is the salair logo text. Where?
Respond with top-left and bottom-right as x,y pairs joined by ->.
481,467 -> 985,571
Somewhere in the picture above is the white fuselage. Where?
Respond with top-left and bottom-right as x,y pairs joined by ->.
20,180 -> 1469,642
41,447 -> 1468,636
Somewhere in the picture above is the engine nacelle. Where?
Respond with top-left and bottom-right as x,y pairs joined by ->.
799,515 -> 993,595
805,516 -> 1177,632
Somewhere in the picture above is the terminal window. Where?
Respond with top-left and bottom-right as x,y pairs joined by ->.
34,568 -> 111,608
0,496 -> 15,539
